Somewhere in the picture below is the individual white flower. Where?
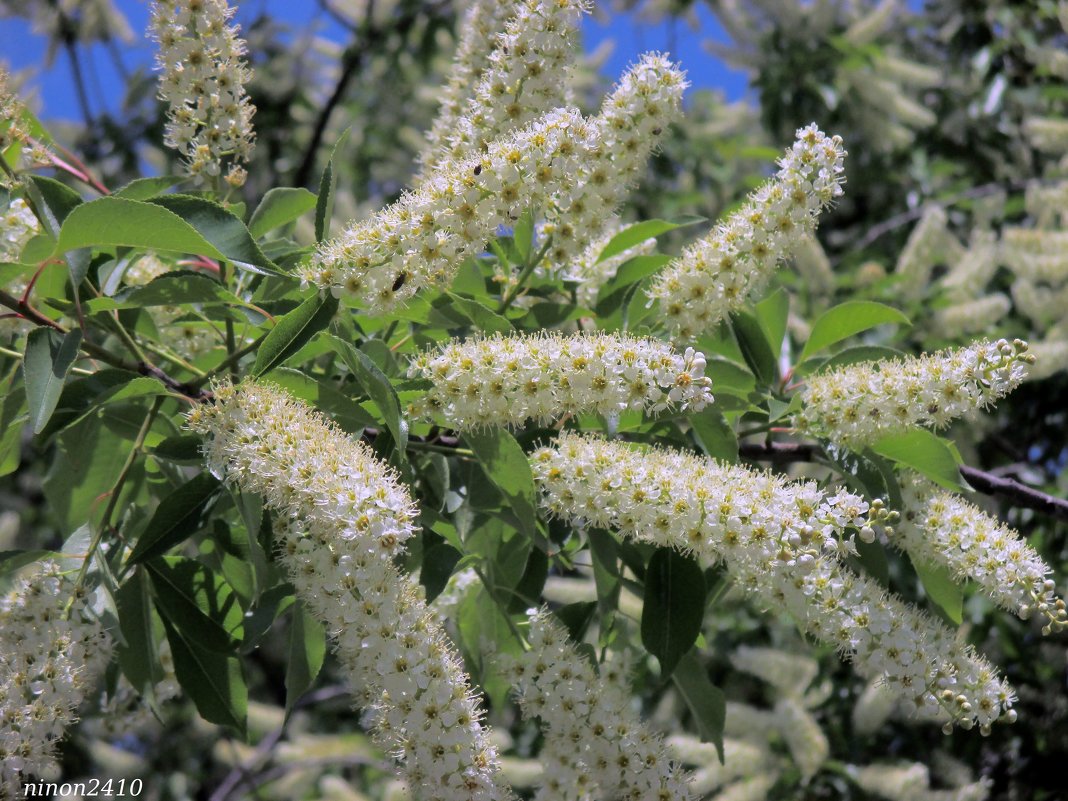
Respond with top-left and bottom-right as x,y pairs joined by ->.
407,331 -> 713,428
932,294 -> 1011,338
498,609 -> 694,801
0,560 -> 112,796
426,0 -> 588,169
531,433 -> 1018,732
540,53 -> 687,272
794,339 -> 1033,448
149,0 -> 255,182
730,646 -> 819,699
187,382 -> 508,801
895,473 -> 1066,632
649,124 -> 846,338
303,107 -> 599,313
419,0 -> 526,171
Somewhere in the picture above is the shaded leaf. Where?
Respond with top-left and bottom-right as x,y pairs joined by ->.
672,650 -> 725,763
641,548 -> 706,678
286,602 -> 326,716
911,556 -> 964,625
162,615 -> 247,735
253,292 -> 339,376
249,187 -> 317,238
464,428 -> 538,542
731,311 -> 778,386
128,473 -> 222,564
148,557 -> 244,651
23,327 -> 82,434
327,334 -> 408,455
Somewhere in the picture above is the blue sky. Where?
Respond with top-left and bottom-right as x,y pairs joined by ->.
0,1 -> 749,123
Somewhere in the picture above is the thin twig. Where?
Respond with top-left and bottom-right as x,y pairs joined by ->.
737,441 -> 1068,521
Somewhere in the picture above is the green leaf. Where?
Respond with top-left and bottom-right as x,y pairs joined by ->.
594,254 -> 672,312
148,195 -> 278,274
151,435 -> 203,463
148,557 -> 244,651
911,556 -> 964,625
315,127 -> 351,242
799,301 -> 910,362
597,216 -> 704,263
798,345 -> 906,376
113,175 -> 185,200
0,549 -> 56,577
27,175 -> 82,235
115,569 -> 164,697
421,542 -> 463,603
440,291 -> 513,333
162,615 -> 247,735
248,187 -> 317,238
755,288 -> 789,358
464,428 -> 538,542
327,334 -> 408,455
252,292 -> 339,376
285,601 -> 326,716
690,407 -> 738,463
731,311 -> 778,386
128,473 -> 223,564
672,650 -> 726,763
270,368 -> 377,433
870,430 -> 963,490
56,197 -> 227,259
641,548 -> 706,678
23,327 -> 82,434
513,208 -> 535,266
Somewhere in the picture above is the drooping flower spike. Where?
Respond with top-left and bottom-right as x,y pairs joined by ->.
187,382 -> 509,801
531,433 -> 1017,733
407,331 -> 713,429
150,0 -> 256,184
499,609 -> 694,801
649,124 -> 846,338
896,473 -> 1066,633
0,561 -> 112,795
794,339 -> 1032,448
304,107 -> 599,313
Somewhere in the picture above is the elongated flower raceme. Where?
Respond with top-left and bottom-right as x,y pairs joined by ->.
187,382 -> 508,801
932,294 -> 1011,338
794,339 -> 1033,449
0,560 -> 112,795
420,0 -> 525,172
499,610 -> 694,801
775,699 -> 829,783
407,332 -> 713,428
540,53 -> 687,271
0,67 -> 53,187
649,125 -> 846,338
896,474 -> 1066,633
150,0 -> 255,184
531,433 -> 1018,732
303,107 -> 598,313
1001,227 -> 1068,283
425,0 -> 587,171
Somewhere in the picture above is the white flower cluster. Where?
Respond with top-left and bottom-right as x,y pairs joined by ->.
150,0 -> 255,183
420,0 -> 524,171
932,294 -> 1011,339
894,206 -> 965,300
1001,227 -> 1068,283
897,474 -> 1066,632
407,332 -> 713,428
0,561 -> 112,795
649,124 -> 846,338
730,645 -> 819,699
941,231 -> 998,302
555,222 -> 656,307
1022,115 -> 1068,155
1,197 -> 40,262
429,0 -> 587,169
304,107 -> 599,313
498,609 -> 693,801
850,762 -> 990,801
667,734 -> 774,798
794,339 -> 1033,448
0,67 -> 52,186
775,698 -> 829,783
187,382 -> 508,801
531,433 -> 1018,732
540,53 -> 686,271
1025,338 -> 1068,381
791,232 -> 836,296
